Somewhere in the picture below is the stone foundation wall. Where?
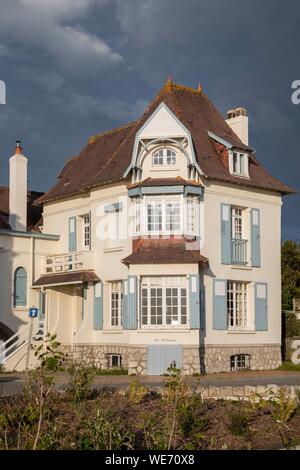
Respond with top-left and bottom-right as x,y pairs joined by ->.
201,344 -> 282,374
60,343 -> 282,375
72,344 -> 129,370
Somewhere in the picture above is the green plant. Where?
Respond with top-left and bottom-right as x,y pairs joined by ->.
270,389 -> 297,424
32,333 -> 64,371
227,403 -> 251,436
81,409 -> 134,450
68,366 -> 95,402
128,380 -> 149,405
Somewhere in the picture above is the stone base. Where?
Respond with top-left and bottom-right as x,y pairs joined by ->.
201,344 -> 282,374
60,343 -> 282,375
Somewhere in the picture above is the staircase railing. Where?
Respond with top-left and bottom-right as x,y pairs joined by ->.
0,318 -> 45,366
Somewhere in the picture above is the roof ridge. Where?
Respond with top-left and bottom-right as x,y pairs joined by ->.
88,120 -> 138,145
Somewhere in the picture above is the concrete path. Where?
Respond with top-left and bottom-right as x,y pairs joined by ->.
1,369 -> 300,397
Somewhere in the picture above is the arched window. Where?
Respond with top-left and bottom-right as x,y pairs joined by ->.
13,267 -> 28,307
152,148 -> 176,166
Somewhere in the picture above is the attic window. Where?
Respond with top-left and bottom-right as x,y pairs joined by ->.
152,148 -> 176,167
229,151 -> 249,178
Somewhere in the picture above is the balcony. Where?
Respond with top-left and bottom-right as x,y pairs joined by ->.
44,251 -> 94,274
231,238 -> 248,266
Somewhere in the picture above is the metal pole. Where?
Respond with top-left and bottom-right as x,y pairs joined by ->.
25,317 -> 34,380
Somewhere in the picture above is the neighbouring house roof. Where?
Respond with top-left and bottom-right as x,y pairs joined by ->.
33,270 -> 100,287
36,80 -> 295,205
122,238 -> 208,265
0,187 -> 44,231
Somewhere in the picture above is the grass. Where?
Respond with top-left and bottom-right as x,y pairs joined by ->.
277,362 -> 300,372
94,368 -> 128,376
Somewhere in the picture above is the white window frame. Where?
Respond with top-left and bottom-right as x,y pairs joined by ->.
152,148 -> 177,167
227,281 -> 248,329
145,196 -> 183,235
110,281 -> 123,328
82,214 -> 90,250
140,276 -> 188,329
229,151 -> 249,177
231,207 -> 243,240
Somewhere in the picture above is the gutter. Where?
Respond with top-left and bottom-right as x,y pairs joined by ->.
0,229 -> 60,240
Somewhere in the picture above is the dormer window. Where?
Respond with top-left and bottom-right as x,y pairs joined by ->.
152,148 -> 176,167
229,151 -> 249,177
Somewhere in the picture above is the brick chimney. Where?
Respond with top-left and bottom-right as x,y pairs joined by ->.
9,141 -> 28,232
225,107 -> 249,146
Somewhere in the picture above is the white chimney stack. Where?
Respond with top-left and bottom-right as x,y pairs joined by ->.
225,107 -> 249,146
9,141 -> 28,232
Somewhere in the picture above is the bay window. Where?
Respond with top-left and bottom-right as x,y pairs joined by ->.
141,277 -> 187,328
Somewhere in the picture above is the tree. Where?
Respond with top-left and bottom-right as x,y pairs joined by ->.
281,240 -> 300,311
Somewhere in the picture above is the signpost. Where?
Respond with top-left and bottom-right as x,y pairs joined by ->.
25,307 -> 39,378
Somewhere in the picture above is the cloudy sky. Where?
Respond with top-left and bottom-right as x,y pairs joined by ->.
0,0 -> 299,240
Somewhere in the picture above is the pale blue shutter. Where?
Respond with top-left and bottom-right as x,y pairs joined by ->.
255,282 -> 268,331
200,286 -> 205,329
251,208 -> 261,267
39,290 -> 46,320
68,217 -> 77,252
122,279 -> 128,328
14,268 -> 27,307
221,203 -> 231,264
213,279 -> 227,330
93,281 -> 103,330
123,276 -> 137,329
189,275 -> 201,329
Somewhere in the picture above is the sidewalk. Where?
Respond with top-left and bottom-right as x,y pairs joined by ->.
1,369 -> 300,397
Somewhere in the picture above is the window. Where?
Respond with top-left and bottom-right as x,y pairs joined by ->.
231,207 -> 242,239
165,202 -> 180,231
230,354 -> 250,371
187,197 -> 196,234
146,199 -> 181,234
231,152 -> 248,177
147,202 -> 162,232
82,214 -> 90,249
13,267 -> 28,308
152,148 -> 176,166
141,277 -> 187,328
134,199 -> 141,234
227,281 -> 248,328
107,354 -> 122,369
110,281 -> 123,327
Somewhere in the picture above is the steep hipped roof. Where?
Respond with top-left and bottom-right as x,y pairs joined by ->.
0,187 -> 44,231
37,80 -> 295,204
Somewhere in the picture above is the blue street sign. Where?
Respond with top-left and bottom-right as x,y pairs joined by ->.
29,307 -> 39,318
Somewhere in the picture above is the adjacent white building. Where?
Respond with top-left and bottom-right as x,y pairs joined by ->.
0,80 -> 295,374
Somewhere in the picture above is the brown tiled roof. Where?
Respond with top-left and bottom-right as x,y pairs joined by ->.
128,177 -> 200,189
0,187 -> 44,231
37,80 -> 295,204
33,270 -> 100,287
122,238 -> 208,265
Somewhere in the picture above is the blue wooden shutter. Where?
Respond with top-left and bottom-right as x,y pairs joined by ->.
189,275 -> 201,329
213,279 -> 227,330
14,267 -> 27,307
93,281 -> 103,330
251,208 -> 261,267
39,290 -> 46,320
123,276 -> 137,329
221,203 -> 231,264
255,282 -> 268,330
68,217 -> 77,252
122,279 -> 128,328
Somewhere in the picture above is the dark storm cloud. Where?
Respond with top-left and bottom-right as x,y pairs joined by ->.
0,0 -> 299,240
